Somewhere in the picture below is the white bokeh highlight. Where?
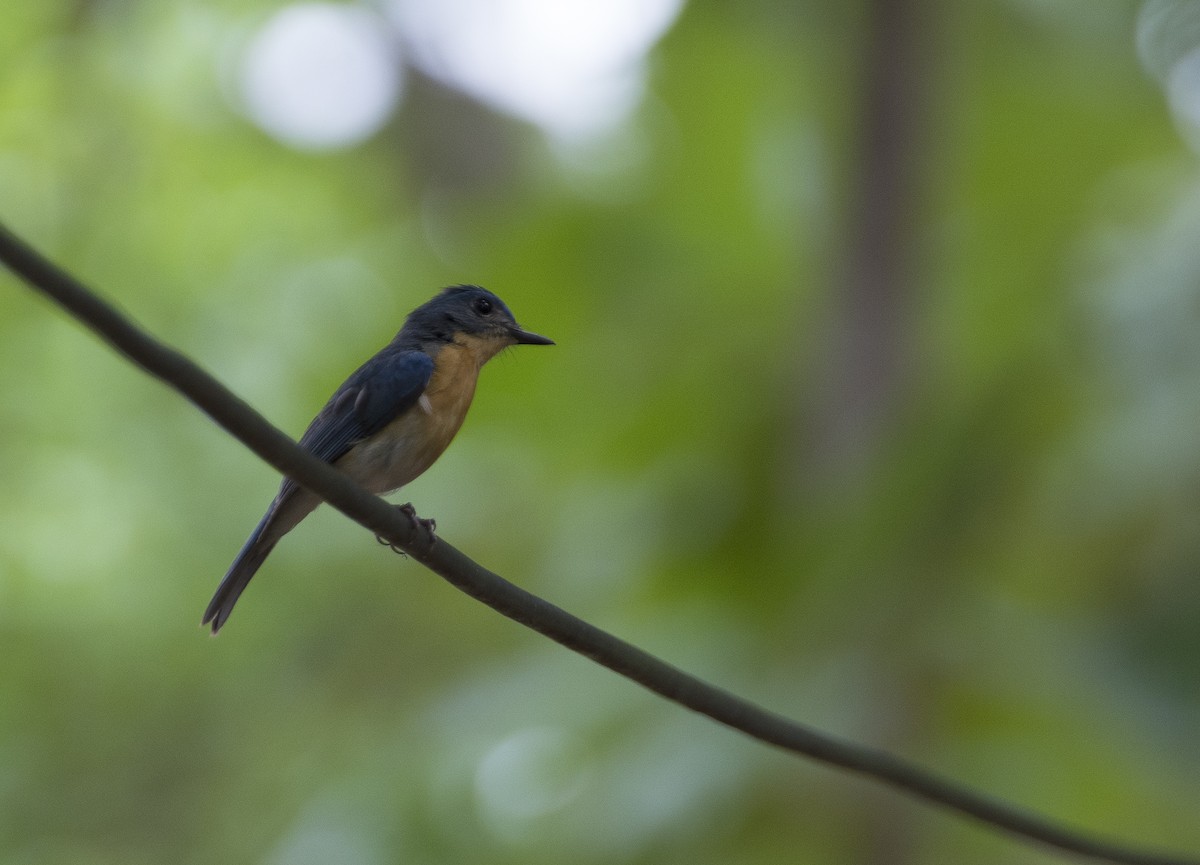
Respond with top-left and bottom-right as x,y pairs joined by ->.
389,0 -> 683,143
1168,47 -> 1200,150
240,3 -> 402,150
1137,0 -> 1200,82
1139,0 -> 1200,152
474,726 -> 591,839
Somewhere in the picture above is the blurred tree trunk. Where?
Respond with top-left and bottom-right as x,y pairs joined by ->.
809,2 -> 934,862
812,0 -> 930,484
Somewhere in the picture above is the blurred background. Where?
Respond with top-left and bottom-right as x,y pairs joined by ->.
2,0 -> 1200,862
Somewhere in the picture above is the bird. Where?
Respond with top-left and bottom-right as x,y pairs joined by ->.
202,285 -> 553,633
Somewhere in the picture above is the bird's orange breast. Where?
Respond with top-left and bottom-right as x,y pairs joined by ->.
335,338 -> 489,494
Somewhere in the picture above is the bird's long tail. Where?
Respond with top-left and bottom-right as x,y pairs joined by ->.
203,510 -> 277,634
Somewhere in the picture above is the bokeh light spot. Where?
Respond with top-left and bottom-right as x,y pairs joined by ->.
389,0 -> 682,143
1137,0 -> 1200,83
239,2 -> 402,151
1167,47 -> 1200,150
474,727 -> 591,839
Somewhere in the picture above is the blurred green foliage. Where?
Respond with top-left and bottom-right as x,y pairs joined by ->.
3,1 -> 1200,863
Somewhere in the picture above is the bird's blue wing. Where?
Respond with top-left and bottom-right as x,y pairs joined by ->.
296,349 -> 434,467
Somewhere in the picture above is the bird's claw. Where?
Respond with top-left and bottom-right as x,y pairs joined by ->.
375,533 -> 406,557
397,502 -> 437,535
376,503 -> 437,556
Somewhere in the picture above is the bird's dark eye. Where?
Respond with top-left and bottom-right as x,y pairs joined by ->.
473,297 -> 493,315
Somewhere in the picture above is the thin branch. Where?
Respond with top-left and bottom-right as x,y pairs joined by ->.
0,221 -> 1193,865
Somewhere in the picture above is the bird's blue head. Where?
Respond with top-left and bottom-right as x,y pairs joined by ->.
401,285 -> 553,353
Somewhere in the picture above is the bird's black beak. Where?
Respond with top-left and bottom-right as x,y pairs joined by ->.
509,326 -> 555,346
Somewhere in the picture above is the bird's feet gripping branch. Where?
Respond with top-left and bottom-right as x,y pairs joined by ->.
376,502 -> 437,556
